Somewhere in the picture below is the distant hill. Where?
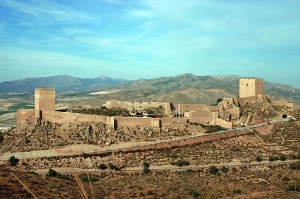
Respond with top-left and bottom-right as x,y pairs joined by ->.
0,75 -> 128,93
90,74 -> 300,105
0,74 -> 299,104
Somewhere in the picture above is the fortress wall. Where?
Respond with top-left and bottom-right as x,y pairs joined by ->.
224,107 -> 240,119
271,100 -> 294,108
17,109 -> 35,125
160,118 -> 186,126
41,111 -> 109,124
238,96 -> 257,106
214,118 -> 233,129
0,149 -> 58,160
188,111 -> 213,124
175,104 -> 209,112
209,106 -> 220,112
115,117 -> 153,128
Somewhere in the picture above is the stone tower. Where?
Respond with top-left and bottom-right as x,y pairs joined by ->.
239,78 -> 263,98
35,88 -> 55,111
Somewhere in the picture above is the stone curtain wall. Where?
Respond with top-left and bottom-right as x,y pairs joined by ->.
188,111 -> 213,124
42,111 -> 110,124
114,117 -> 153,128
214,118 -> 233,129
160,118 -> 186,126
17,109 -> 35,125
271,100 -> 294,108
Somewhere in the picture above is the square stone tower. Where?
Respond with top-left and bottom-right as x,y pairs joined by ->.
239,78 -> 263,98
35,88 -> 55,111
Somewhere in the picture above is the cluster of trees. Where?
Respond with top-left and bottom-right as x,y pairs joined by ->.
256,154 -> 287,162
47,168 -> 72,181
171,160 -> 190,167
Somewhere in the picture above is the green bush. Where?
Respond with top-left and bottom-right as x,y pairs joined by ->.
8,156 -> 19,166
209,166 -> 218,174
221,166 -> 228,173
280,154 -> 286,161
269,155 -> 279,162
47,168 -> 58,177
188,189 -> 200,199
256,156 -> 263,162
143,167 -> 150,174
107,163 -> 120,170
80,175 -> 98,182
143,162 -> 150,168
174,160 -> 190,167
99,163 -> 107,170
47,169 -> 72,181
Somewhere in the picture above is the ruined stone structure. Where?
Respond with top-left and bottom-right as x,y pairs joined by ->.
239,78 -> 264,98
104,100 -> 173,116
20,81 -> 268,130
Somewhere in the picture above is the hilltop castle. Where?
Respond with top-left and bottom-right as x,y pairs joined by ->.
17,77 -> 289,130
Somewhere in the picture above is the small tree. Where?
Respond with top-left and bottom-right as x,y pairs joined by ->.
188,189 -> 200,199
143,162 -> 150,168
221,166 -> 228,173
280,154 -> 286,161
143,162 -> 150,174
256,156 -> 263,162
47,168 -> 57,177
8,156 -> 19,166
209,166 -> 218,174
99,163 -> 107,170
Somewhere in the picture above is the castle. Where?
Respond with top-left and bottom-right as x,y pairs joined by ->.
17,78 -> 283,129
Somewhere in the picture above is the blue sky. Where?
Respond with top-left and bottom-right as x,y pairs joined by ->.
0,0 -> 300,88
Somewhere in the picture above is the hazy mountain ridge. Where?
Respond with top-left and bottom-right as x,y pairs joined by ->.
0,74 -> 299,104
0,75 -> 129,93
103,74 -> 300,104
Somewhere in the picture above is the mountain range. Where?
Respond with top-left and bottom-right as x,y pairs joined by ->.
0,75 -> 128,93
0,74 -> 299,104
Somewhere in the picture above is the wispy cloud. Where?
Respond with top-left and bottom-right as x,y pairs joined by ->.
0,0 -> 300,87
0,0 -> 93,24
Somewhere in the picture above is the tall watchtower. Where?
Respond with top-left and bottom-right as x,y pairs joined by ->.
35,88 -> 55,111
239,78 -> 263,98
